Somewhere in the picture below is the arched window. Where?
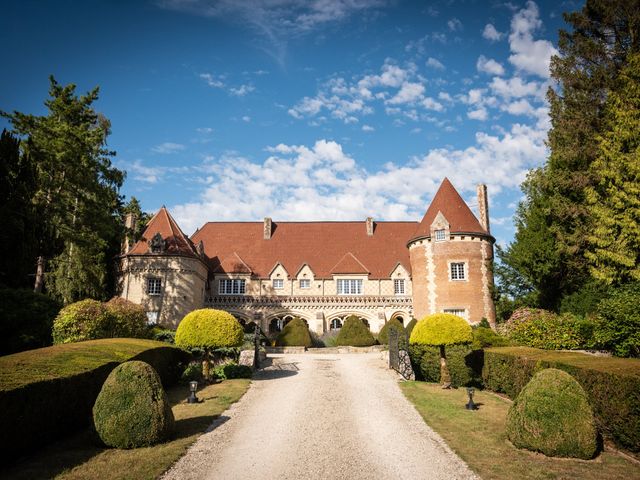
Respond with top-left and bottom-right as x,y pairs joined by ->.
330,318 -> 343,330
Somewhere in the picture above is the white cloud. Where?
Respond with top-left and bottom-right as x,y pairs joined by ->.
230,84 -> 255,96
467,107 -> 488,121
476,55 -> 505,76
422,97 -> 444,112
170,130 -> 547,233
482,23 -> 503,41
387,82 -> 425,105
503,98 -> 535,116
438,92 -> 453,103
447,18 -> 463,31
152,142 -> 186,154
199,72 -> 224,88
489,76 -> 545,100
508,1 -> 559,78
196,127 -> 214,134
242,115 -> 251,122
362,124 -> 375,132
426,57 -> 445,70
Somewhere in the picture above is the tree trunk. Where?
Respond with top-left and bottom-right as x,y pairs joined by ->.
439,345 -> 452,389
202,351 -> 211,381
34,255 -> 45,293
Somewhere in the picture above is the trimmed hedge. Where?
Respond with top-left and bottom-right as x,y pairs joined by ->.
276,318 -> 312,347
0,288 -> 61,355
405,318 -> 418,338
52,299 -> 112,344
213,362 -> 253,379
93,361 -> 174,448
336,315 -> 375,347
105,297 -> 148,339
506,368 -> 597,459
483,346 -> 640,452
409,344 -> 483,387
378,318 -> 405,345
175,309 -> 244,350
0,339 -> 187,460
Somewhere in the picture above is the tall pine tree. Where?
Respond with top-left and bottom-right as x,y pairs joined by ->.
585,53 -> 640,284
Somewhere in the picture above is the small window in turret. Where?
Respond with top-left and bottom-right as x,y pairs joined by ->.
147,277 -> 162,295
435,229 -> 446,241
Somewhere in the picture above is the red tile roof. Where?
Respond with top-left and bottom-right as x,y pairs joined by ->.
191,221 -> 418,279
411,177 -> 487,240
127,207 -> 199,258
330,252 -> 370,274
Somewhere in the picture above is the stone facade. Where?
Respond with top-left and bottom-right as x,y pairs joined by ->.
118,178 -> 496,331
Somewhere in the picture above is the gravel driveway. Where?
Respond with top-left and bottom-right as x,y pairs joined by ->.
162,352 -> 478,480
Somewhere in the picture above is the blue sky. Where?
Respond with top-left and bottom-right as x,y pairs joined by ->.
1,0 -> 581,246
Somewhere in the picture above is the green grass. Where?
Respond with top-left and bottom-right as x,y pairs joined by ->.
486,347 -> 640,377
401,382 -> 640,480
0,379 -> 250,480
0,338 -> 177,390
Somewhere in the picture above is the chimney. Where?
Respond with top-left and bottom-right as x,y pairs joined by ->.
122,213 -> 137,254
263,217 -> 272,240
477,184 -> 490,233
366,217 -> 375,236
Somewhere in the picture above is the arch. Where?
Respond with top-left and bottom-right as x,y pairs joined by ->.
266,311 -> 309,333
390,311 -> 410,326
225,310 -> 251,325
326,312 -> 372,331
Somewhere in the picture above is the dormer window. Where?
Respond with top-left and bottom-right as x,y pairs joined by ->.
149,232 -> 165,253
435,229 -> 446,242
394,279 -> 405,295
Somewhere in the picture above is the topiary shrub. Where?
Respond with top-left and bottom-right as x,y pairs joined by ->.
405,318 -> 418,338
471,327 -> 511,349
0,288 -> 61,355
105,297 -> 147,339
377,318 -> 405,345
93,360 -> 174,449
506,368 -> 598,459
175,309 -> 244,379
410,313 -> 473,387
336,315 -> 375,347
417,345 -> 483,387
52,299 -> 113,344
593,282 -> 640,357
213,361 -> 253,379
276,317 -> 312,347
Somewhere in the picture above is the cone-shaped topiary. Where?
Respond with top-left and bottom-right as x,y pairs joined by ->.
276,317 -> 312,347
175,309 -> 244,379
336,315 -> 375,347
378,318 -> 405,344
409,313 -> 472,387
93,361 -> 174,449
405,318 -> 418,337
506,368 -> 598,459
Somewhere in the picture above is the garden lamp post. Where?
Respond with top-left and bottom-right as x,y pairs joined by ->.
466,387 -> 477,410
188,381 -> 199,404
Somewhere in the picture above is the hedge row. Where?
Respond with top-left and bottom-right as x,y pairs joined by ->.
409,345 -> 484,387
0,338 -> 188,460
483,347 -> 640,452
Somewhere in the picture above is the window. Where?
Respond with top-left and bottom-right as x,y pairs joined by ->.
147,277 -> 162,296
146,311 -> 159,325
444,308 -> 467,320
450,262 -> 466,280
330,318 -> 342,330
435,229 -> 446,241
273,278 -> 284,289
394,279 -> 405,295
299,279 -> 311,289
219,279 -> 246,295
337,279 -> 363,295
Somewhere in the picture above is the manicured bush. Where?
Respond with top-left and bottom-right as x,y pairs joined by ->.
213,361 -> 253,379
483,346 -> 640,452
593,282 -> 640,357
405,318 -> 418,337
378,318 -> 405,345
320,330 -> 340,347
52,299 -> 112,344
105,297 -> 148,338
415,345 -> 483,387
0,339 -> 187,460
471,327 -> 511,349
175,309 -> 244,379
336,315 -> 375,347
149,326 -> 176,344
499,307 -> 596,351
93,361 -> 174,448
276,317 -> 312,347
410,313 -> 473,387
0,288 -> 61,355
506,368 -> 598,459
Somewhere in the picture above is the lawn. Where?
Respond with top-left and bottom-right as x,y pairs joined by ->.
401,382 -> 640,480
0,379 -> 250,480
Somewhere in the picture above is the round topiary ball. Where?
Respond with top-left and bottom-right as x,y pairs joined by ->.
105,297 -> 147,338
52,299 -> 112,344
276,317 -> 312,347
378,318 -> 405,344
506,368 -> 597,459
93,361 -> 174,449
336,315 -> 375,347
409,313 -> 473,346
175,309 -> 244,350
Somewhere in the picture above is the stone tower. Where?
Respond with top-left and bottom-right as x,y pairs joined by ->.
119,207 -> 208,327
407,178 -> 496,325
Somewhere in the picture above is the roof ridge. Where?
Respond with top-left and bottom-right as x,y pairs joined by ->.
330,251 -> 370,274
